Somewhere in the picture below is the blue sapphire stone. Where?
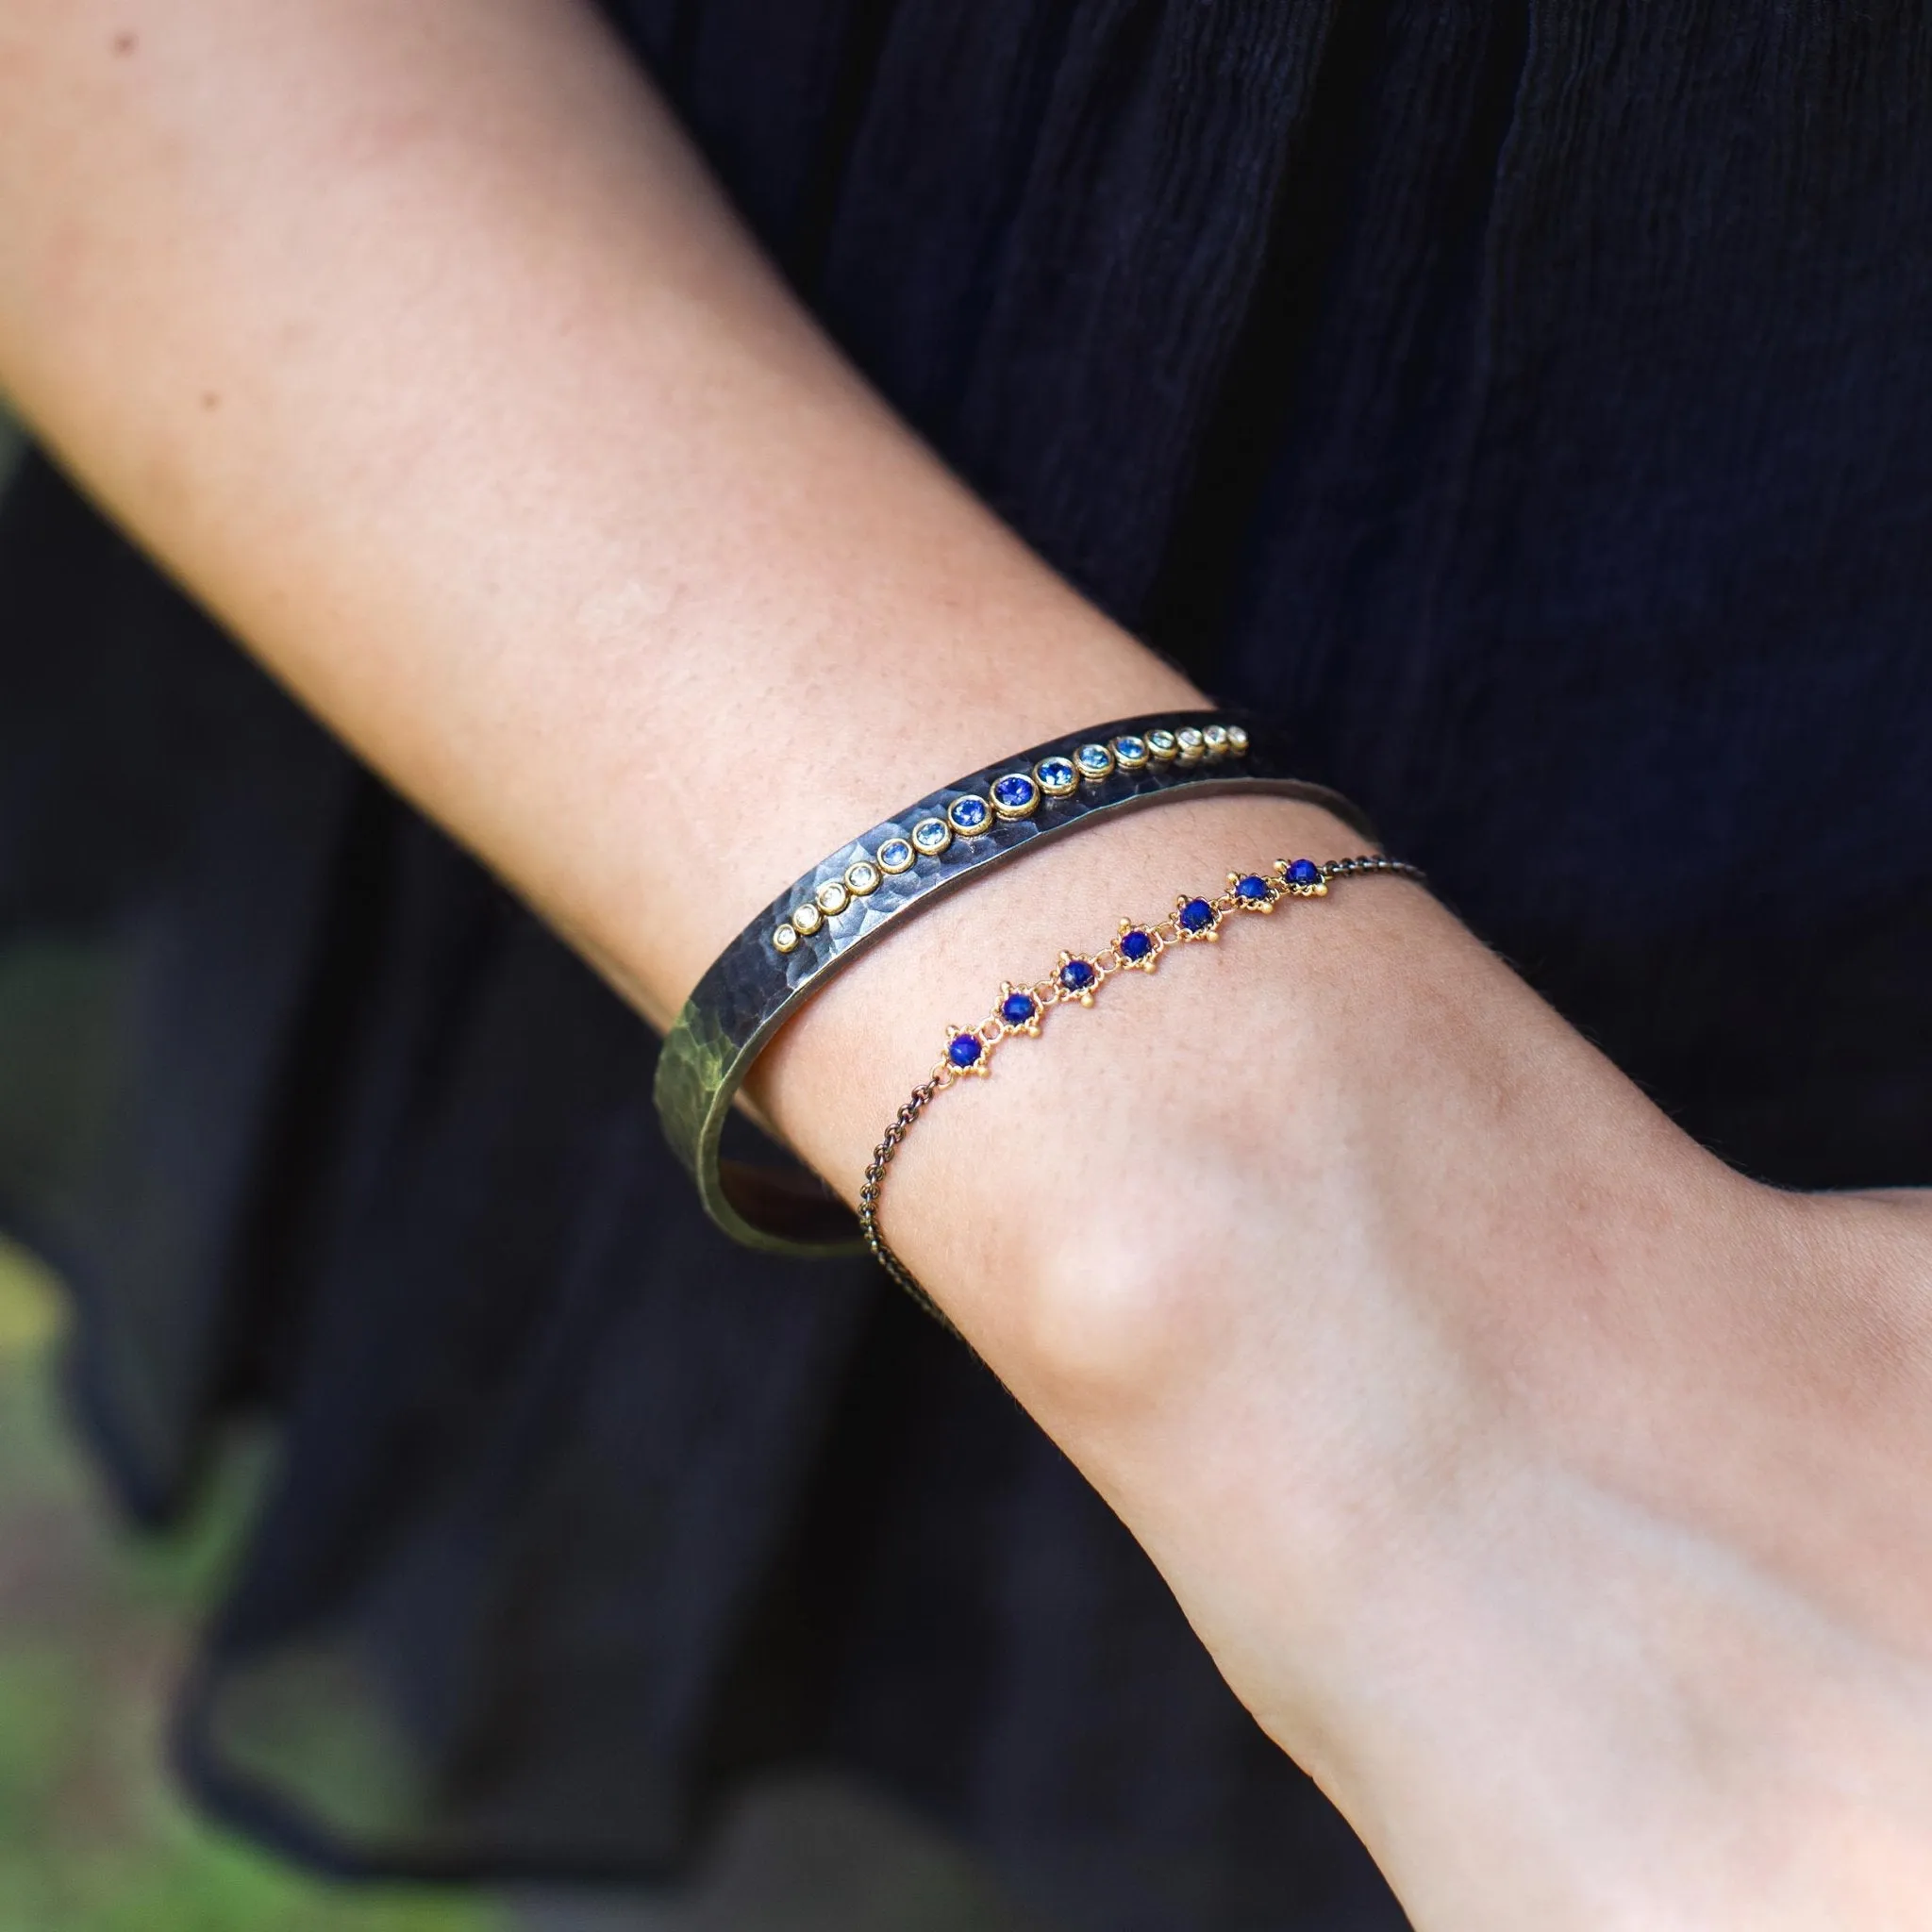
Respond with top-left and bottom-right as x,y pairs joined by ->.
947,1033 -> 983,1068
993,774 -> 1038,810
1236,874 -> 1272,903
1119,927 -> 1154,961
1000,991 -> 1037,1026
1037,757 -> 1075,789
1287,858 -> 1323,886
1179,897 -> 1216,932
951,796 -> 990,830
1058,958 -> 1096,991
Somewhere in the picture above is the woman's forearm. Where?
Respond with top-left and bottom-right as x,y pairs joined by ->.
0,0 -> 1201,1010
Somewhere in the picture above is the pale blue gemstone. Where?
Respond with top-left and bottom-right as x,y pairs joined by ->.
912,817 -> 952,853
877,838 -> 913,870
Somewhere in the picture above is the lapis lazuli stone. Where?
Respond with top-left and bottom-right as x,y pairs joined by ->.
1059,958 -> 1096,991
1179,897 -> 1215,932
1236,874 -> 1271,903
1000,991 -> 1037,1026
948,1033 -> 983,1068
993,774 -> 1038,811
1287,858 -> 1323,886
1119,927 -> 1154,961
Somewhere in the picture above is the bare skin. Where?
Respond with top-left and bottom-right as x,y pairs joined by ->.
2,2 -> 1930,1922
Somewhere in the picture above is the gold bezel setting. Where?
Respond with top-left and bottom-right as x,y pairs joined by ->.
1174,892 -> 1221,941
1034,755 -> 1079,798
1116,919 -> 1162,971
1229,870 -> 1277,913
1055,950 -> 1102,1005
815,879 -> 852,917
875,836 -> 916,874
941,1024 -> 992,1078
1274,857 -> 1331,897
1074,741 -> 1116,782
1225,723 -> 1250,754
1146,728 -> 1179,761
995,981 -> 1043,1037
773,923 -> 800,954
1203,724 -> 1230,757
845,858 -> 882,896
1112,734 -> 1151,771
946,794 -> 993,839
791,900 -> 824,936
910,816 -> 953,858
990,772 -> 1042,820
1175,725 -> 1207,762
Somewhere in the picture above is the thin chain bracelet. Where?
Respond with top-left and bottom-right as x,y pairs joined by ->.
856,853 -> 1425,1329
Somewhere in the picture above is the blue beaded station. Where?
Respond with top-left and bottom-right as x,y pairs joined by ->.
930,854 -> 1370,1087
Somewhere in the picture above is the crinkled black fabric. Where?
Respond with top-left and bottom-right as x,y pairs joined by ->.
3,2 -> 1930,1926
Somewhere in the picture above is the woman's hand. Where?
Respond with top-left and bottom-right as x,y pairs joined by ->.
760,788 -> 1932,1926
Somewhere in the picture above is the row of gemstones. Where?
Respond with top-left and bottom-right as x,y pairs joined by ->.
934,854 -> 1351,1077
772,721 -> 1251,954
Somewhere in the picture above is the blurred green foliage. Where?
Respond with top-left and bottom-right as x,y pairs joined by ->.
0,1238 -> 503,1932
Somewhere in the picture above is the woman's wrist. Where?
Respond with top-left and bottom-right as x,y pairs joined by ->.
744,789 -> 1435,1347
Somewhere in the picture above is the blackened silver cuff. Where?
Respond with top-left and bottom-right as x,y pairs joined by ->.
653,709 -> 1376,1257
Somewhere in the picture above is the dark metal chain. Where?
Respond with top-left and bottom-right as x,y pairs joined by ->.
858,855 -> 1424,1330
858,1075 -> 964,1336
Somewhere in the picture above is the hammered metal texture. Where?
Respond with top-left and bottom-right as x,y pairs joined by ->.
655,709 -> 1377,1257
